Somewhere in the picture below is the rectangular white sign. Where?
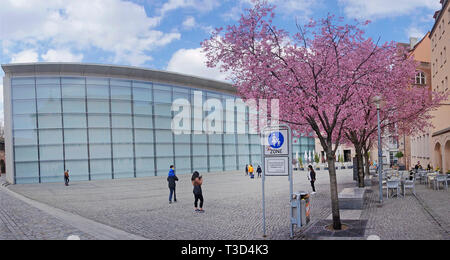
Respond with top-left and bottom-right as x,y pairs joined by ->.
265,157 -> 289,176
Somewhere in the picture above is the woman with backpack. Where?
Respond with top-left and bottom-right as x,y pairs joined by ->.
191,171 -> 204,213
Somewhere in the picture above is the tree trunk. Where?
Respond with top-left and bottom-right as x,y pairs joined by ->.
355,145 -> 365,188
364,151 -> 370,177
326,150 -> 342,230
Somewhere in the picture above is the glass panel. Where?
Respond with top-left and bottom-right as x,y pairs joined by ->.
90,159 -> 112,180
112,115 -> 132,128
63,99 -> 86,113
133,82 -> 152,89
89,144 -> 111,159
135,144 -> 154,157
13,100 -> 36,114
174,134 -> 190,143
40,161 -> 64,183
36,85 -> 61,99
192,134 -> 207,144
87,100 -> 110,113
14,146 -> 38,162
112,129 -> 133,143
192,157 -> 208,172
64,129 -> 87,144
37,99 -> 61,113
113,144 -> 133,158
209,156 -> 223,170
156,157 -> 174,175
39,129 -> 63,145
134,116 -> 152,129
113,158 -> 134,178
175,144 -> 190,156
133,101 -> 152,115
89,129 -> 111,143
36,77 -> 60,84
155,130 -> 172,143
153,90 -> 172,103
87,85 -> 109,99
65,144 -> 88,160
61,78 -> 85,84
88,115 -> 110,128
13,114 -> 36,129
63,114 -> 86,128
38,114 -> 62,129
134,129 -> 153,143
14,130 -> 38,145
62,84 -> 85,98
15,162 -> 39,184
110,79 -> 131,87
12,85 -> 35,99
111,86 -> 131,100
154,103 -> 172,116
12,78 -> 34,85
64,160 -> 89,181
111,100 -> 131,114
86,78 -> 108,85
136,158 -> 155,177
238,144 -> 249,155
39,145 -> 64,161
133,88 -> 152,101
155,144 -> 173,157
175,157 -> 191,172
192,144 -> 207,156
209,144 -> 222,156
224,156 -> 237,170
154,116 -> 171,129
224,144 -> 236,155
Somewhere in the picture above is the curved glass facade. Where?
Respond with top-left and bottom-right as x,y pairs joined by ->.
10,76 -> 315,184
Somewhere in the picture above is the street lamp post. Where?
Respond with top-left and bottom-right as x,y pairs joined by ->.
374,96 -> 383,204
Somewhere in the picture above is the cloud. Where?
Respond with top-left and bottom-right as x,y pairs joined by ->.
160,0 -> 220,16
224,0 -> 321,21
406,26 -> 426,39
41,49 -> 84,62
338,0 -> 441,20
182,16 -> 197,29
167,48 -> 230,82
0,0 -> 181,66
10,49 -> 39,63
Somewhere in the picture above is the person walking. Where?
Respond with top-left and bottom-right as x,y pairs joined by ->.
257,165 -> 262,178
167,165 -> 178,204
248,164 -> 254,179
245,164 -> 249,176
64,169 -> 70,186
191,171 -> 204,213
307,165 -> 316,194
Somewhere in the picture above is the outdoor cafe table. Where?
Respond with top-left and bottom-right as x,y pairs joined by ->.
426,172 -> 439,189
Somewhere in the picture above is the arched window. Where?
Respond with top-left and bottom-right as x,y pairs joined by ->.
415,71 -> 426,85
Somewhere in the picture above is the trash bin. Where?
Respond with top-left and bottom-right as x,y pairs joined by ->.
291,191 -> 310,227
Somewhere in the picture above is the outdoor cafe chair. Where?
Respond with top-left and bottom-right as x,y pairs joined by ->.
434,175 -> 448,191
386,180 -> 401,199
403,176 -> 416,196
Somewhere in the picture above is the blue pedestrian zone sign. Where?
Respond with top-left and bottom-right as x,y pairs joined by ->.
264,129 -> 289,156
268,132 -> 284,149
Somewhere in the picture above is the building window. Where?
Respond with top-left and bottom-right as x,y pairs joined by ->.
415,71 -> 426,85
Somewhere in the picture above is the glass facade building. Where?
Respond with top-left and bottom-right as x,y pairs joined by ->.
2,63 -> 315,184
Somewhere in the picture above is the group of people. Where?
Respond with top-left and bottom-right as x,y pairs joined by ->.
245,164 -> 262,178
167,165 -> 205,213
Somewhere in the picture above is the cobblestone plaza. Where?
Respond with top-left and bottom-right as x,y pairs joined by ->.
1,169 -> 448,240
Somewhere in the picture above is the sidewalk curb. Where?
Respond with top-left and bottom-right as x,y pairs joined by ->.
0,184 -> 148,240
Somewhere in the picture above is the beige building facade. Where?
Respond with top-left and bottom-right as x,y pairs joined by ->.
430,0 -> 450,173
408,33 -> 433,169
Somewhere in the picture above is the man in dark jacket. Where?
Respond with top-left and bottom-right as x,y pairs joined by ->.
167,165 -> 178,204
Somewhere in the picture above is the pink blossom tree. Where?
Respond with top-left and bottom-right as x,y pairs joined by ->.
201,1 -> 438,230
342,47 -> 445,187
